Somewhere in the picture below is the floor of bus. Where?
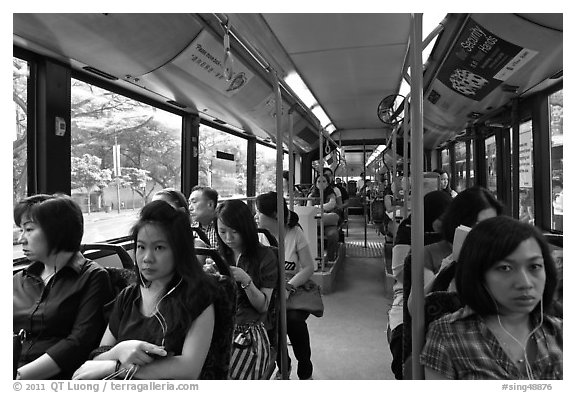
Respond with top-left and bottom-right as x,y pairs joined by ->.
281,213 -> 395,380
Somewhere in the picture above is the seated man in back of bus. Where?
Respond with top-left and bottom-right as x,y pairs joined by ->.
189,186 -> 219,248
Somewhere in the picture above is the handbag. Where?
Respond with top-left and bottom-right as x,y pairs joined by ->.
286,280 -> 324,317
14,329 -> 25,379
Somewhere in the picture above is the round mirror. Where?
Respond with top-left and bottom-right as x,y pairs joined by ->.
377,94 -> 405,125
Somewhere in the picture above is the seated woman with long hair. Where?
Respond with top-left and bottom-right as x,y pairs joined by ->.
255,192 -> 315,380
13,194 -> 114,379
73,200 -> 217,379
421,216 -> 562,379
306,173 -> 340,264
216,200 -> 278,380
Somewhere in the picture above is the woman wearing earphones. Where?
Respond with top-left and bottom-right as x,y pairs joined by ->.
420,216 -> 562,379
73,200 -> 217,379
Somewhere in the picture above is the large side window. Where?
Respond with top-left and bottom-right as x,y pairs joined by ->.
198,124 -> 247,199
485,135 -> 498,197
454,141 -> 466,192
13,57 -> 29,257
518,120 -> 534,225
549,89 -> 563,232
256,143 -> 278,195
71,79 -> 182,243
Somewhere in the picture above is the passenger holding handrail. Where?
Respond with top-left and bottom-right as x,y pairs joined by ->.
306,173 -> 340,265
13,194 -> 114,379
421,216 -> 562,379
256,192 -> 315,380
73,200 -> 217,379
216,200 -> 278,379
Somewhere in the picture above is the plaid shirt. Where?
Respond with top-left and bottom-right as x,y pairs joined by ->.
192,219 -> 218,249
420,306 -> 563,380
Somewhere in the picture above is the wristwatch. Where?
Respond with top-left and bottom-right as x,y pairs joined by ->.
241,279 -> 252,290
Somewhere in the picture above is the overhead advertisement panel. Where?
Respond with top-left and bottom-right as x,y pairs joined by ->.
171,30 -> 255,98
436,17 -> 538,102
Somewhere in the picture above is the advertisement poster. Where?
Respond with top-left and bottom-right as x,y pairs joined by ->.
171,30 -> 254,98
437,18 -> 538,101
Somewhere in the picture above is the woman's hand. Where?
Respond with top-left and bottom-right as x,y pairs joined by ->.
229,266 -> 251,287
72,360 -> 116,380
112,340 -> 167,366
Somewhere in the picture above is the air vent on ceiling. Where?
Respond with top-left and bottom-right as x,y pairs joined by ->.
166,100 -> 186,109
82,66 -> 118,81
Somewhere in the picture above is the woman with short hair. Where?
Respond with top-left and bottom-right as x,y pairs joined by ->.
421,216 -> 562,379
13,194 -> 114,379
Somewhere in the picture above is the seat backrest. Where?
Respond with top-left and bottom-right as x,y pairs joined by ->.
200,273 -> 237,379
258,228 -> 279,248
81,243 -> 135,269
391,245 -> 410,279
424,291 -> 461,333
195,247 -> 232,277
191,227 -> 212,248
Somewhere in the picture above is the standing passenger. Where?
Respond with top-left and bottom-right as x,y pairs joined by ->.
13,194 -> 114,379
216,200 -> 278,379
307,174 -> 340,264
421,216 -> 562,379
256,192 -> 315,380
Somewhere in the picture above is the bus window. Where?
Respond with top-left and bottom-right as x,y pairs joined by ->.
454,141 -> 466,192
71,79 -> 182,243
549,89 -> 563,232
198,124 -> 247,199
441,148 -> 450,174
518,120 -> 534,225
13,57 -> 29,258
256,143 -> 278,194
485,135 -> 498,197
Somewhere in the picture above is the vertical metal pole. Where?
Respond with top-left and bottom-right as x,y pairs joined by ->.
409,13 -> 425,380
271,71 -> 288,380
403,95 -> 411,219
363,142 -> 367,248
319,128 -> 325,271
288,109 -> 295,210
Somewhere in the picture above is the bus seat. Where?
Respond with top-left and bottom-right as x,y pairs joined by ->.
262,245 -> 281,379
81,242 -> 134,269
258,228 -> 279,248
424,291 -> 461,333
199,270 -> 237,379
191,227 -> 212,248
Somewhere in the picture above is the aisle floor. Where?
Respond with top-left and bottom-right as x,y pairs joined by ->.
284,215 -> 395,380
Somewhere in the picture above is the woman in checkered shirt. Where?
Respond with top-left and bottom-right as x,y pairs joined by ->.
420,216 -> 562,380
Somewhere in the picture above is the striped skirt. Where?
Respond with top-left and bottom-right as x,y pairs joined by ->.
229,321 -> 271,380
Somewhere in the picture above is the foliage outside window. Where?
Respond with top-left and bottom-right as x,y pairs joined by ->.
518,121 -> 534,225
485,135 -> 498,198
256,143 -> 278,195
549,89 -> 563,232
198,124 -> 247,199
441,148 -> 450,174
71,79 -> 182,242
13,57 -> 28,255
454,141 -> 467,192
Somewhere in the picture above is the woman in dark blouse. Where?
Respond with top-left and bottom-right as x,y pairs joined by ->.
73,200 -> 217,379
216,200 -> 278,379
13,194 -> 113,379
